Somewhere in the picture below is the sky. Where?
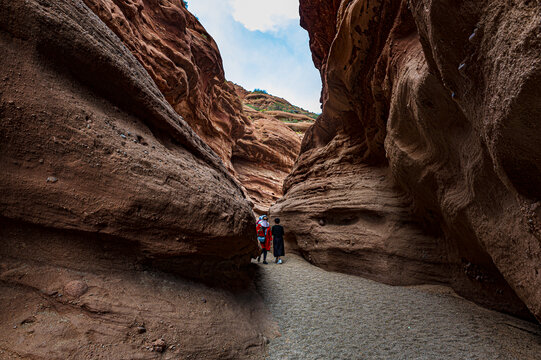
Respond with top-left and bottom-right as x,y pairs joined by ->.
188,0 -> 322,113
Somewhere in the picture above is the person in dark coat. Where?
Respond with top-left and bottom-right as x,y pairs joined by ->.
272,218 -> 285,264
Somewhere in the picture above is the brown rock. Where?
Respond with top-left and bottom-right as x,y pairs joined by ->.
0,0 -> 257,267
272,165 -> 450,286
151,338 -> 166,353
83,0 -> 248,174
82,1 -> 305,214
0,222 -> 277,359
299,0 -> 343,75
64,281 -> 89,298
273,0 -> 541,322
285,121 -> 313,134
233,87 -> 318,213
234,109 -> 302,214
0,1 -> 277,357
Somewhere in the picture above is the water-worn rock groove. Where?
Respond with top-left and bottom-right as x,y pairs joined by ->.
255,255 -> 541,359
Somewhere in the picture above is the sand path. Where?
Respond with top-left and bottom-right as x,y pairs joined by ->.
255,254 -> 541,359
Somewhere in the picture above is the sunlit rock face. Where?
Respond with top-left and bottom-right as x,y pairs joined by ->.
232,110 -> 301,215
233,86 -> 314,215
84,0 -> 248,174
84,0 -> 304,214
272,0 -> 541,322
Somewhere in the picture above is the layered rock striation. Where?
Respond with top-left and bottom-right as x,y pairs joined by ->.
0,0 -> 257,270
83,0 -> 248,173
83,0 -> 304,214
233,87 -> 313,214
272,0 -> 541,322
0,0 -> 277,357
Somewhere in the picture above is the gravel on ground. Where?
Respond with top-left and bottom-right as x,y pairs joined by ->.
254,254 -> 541,360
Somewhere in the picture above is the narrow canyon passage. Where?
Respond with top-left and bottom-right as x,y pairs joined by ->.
255,255 -> 541,359
2,0 -> 541,358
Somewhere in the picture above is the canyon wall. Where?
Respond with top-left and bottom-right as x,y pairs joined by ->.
272,0 -> 541,322
82,0 -> 246,174
0,0 -> 277,357
0,0 -> 258,275
83,0 -> 302,213
234,87 -> 311,214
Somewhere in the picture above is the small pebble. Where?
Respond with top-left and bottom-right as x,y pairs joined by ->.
469,29 -> 477,41
120,134 -> 127,139
46,176 -> 58,183
151,339 -> 166,353
64,280 -> 88,298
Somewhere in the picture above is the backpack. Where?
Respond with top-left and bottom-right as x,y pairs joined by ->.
257,226 -> 267,243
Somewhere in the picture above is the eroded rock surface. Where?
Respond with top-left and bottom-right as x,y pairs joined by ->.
233,88 -> 311,214
0,0 -> 275,357
272,0 -> 541,322
83,0 -> 249,174
0,0 -> 257,266
83,0 -> 305,214
0,219 -> 277,359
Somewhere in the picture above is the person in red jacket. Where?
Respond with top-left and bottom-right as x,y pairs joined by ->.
256,215 -> 272,264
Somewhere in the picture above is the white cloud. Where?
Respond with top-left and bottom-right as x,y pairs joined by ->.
188,0 -> 322,113
229,0 -> 299,32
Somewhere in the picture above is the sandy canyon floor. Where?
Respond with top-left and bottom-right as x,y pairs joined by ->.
255,255 -> 541,359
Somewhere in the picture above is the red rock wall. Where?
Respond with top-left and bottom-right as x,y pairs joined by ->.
82,0 -> 301,213
0,0 -> 258,279
233,87 -> 303,214
0,0 -> 278,356
234,108 -> 301,215
83,0 -> 249,174
272,0 -> 541,322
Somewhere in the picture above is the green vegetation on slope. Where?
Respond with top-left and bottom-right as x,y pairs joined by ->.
244,90 -> 319,121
